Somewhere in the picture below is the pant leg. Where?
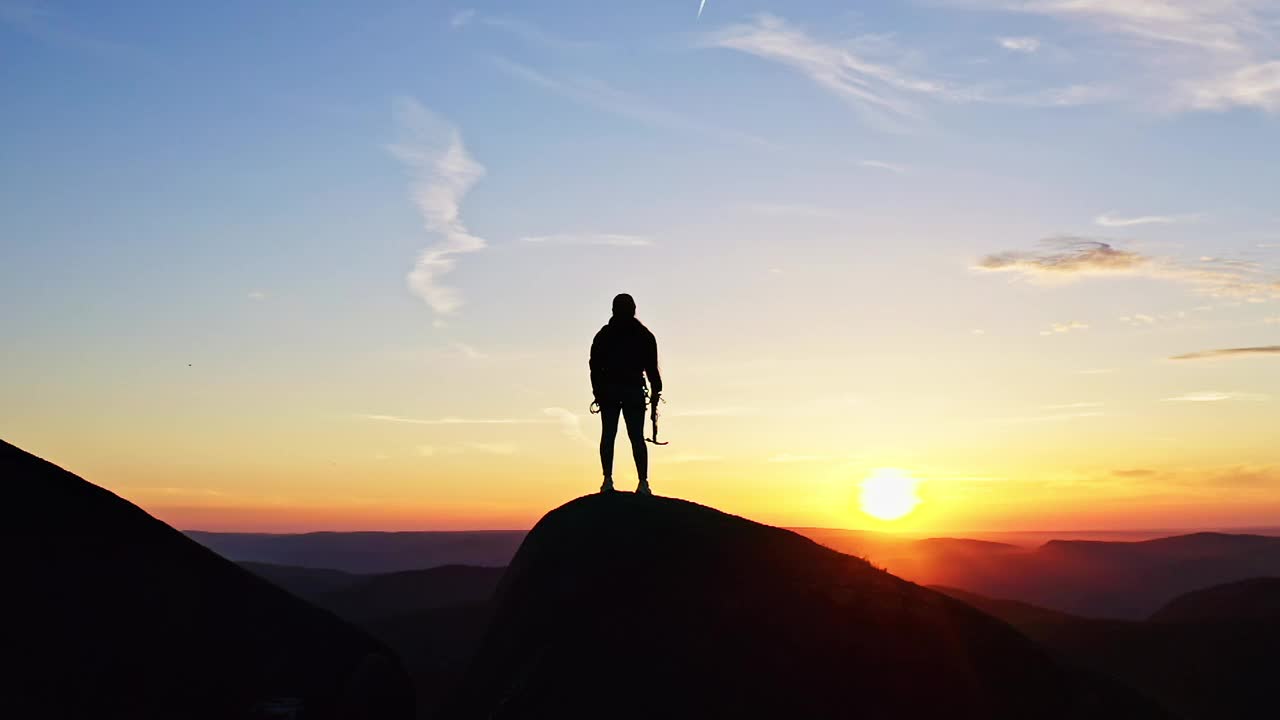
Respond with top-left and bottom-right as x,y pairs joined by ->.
599,399 -> 621,479
620,390 -> 648,481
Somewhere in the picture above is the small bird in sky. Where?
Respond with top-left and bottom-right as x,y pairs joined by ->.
698,0 -> 706,19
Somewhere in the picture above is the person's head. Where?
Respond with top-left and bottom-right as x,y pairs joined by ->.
611,293 -> 636,318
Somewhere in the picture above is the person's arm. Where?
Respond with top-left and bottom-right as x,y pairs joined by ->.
645,330 -> 662,396
589,329 -> 604,401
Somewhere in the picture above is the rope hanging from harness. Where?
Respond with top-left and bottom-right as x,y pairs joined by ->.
588,386 -> 669,445
644,385 -> 668,446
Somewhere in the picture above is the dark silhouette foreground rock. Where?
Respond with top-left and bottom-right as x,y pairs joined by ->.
2,439 -> 413,719
446,492 -> 1168,719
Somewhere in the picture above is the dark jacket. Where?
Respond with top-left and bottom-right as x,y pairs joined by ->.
590,316 -> 662,399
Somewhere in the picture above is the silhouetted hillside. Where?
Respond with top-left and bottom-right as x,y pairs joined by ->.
318,565 -> 504,622
239,561 -> 503,718
238,561 -> 501,625
239,561 -> 365,596
366,605 -> 496,720
930,586 -> 1085,625
1149,577 -> 1280,623
2,439 -> 413,719
936,584 -> 1280,720
446,493 -> 1167,719
189,529 -> 525,573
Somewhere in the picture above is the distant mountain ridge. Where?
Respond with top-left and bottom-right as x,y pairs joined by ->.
316,565 -> 504,622
189,528 -> 525,573
806,528 -> 1280,618
198,524 -> 1280,620
239,561 -> 365,595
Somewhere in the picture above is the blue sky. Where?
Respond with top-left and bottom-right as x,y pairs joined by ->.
2,1 -> 1279,531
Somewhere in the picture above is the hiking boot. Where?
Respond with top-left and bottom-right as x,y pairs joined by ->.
600,479 -> 616,494
636,481 -> 653,496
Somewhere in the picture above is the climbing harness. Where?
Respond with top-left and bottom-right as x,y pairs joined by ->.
588,385 -> 669,445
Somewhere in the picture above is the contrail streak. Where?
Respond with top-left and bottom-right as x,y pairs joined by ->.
698,0 -> 706,19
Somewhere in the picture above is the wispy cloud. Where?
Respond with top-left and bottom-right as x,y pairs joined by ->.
1043,401 -> 1104,410
492,56 -> 771,148
976,237 -> 1280,298
701,14 -> 972,129
389,99 -> 486,316
1096,465 -> 1280,494
1163,391 -> 1269,402
978,1 -> 1257,52
668,406 -> 758,417
447,341 -> 487,360
859,159 -> 909,174
463,442 -> 517,455
768,453 -> 828,463
1170,346 -> 1280,361
988,410 -> 1106,424
543,407 -> 586,442
1040,320 -> 1088,335
417,442 -> 518,456
125,486 -> 226,499
448,9 -> 475,29
666,453 -> 724,463
1014,83 -> 1116,108
454,12 -> 596,51
998,36 -> 1041,53
0,0 -> 140,58
747,203 -> 848,219
1096,211 -> 1201,227
1119,314 -> 1158,326
358,413 -> 545,425
522,233 -> 653,247
394,341 -> 502,363
955,1 -> 1280,113
247,290 -> 266,301
977,238 -> 1148,277
1190,61 -> 1280,112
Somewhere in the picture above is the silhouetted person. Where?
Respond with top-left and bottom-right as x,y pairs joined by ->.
590,293 -> 662,495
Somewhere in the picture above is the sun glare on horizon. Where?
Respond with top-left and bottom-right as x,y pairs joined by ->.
859,469 -> 922,521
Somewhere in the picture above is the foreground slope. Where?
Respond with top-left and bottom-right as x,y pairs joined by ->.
1149,577 -> 1280,623
2,440 -> 413,719
936,583 -> 1280,720
447,493 -> 1166,719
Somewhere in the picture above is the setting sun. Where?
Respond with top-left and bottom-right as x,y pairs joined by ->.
859,469 -> 922,521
